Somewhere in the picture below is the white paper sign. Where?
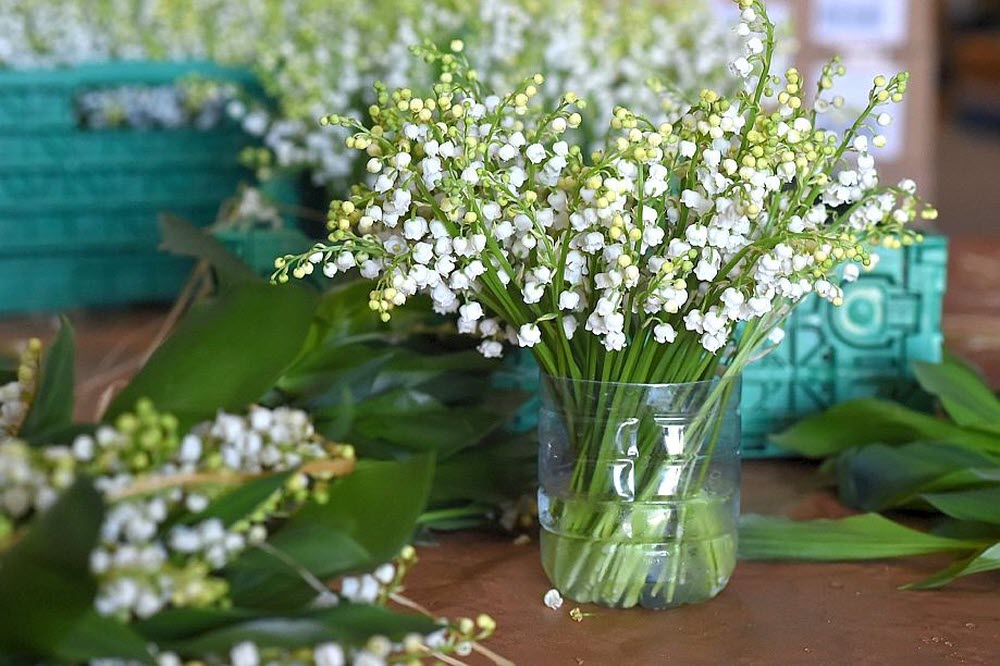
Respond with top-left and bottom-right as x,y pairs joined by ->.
811,0 -> 910,48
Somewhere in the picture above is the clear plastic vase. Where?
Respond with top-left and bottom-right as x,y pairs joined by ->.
538,374 -> 741,609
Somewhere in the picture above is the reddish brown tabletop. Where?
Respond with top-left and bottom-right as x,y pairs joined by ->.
407,461 -> 999,665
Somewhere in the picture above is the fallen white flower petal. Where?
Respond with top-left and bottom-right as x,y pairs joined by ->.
543,588 -> 564,610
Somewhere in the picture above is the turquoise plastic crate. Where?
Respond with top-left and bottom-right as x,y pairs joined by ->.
742,236 -> 948,456
0,60 -> 256,314
493,237 -> 948,458
2,203 -> 221,254
0,61 -> 255,132
0,253 -> 194,313
493,349 -> 543,434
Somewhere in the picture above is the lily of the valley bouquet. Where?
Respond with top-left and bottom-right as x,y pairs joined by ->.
276,0 -> 933,609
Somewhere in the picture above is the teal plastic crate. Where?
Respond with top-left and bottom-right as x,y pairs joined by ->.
741,236 -> 948,456
0,60 -> 256,314
0,253 -> 194,313
493,349 -> 543,433
493,237 -> 948,458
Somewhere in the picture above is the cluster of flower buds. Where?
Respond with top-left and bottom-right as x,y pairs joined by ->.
0,338 -> 41,438
0,401 -> 352,620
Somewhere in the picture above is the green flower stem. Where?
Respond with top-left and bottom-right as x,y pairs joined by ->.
542,328 -> 744,607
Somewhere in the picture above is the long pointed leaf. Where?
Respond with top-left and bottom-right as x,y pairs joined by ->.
0,479 -> 132,660
903,542 -> 1000,590
771,399 -> 1000,458
287,455 -> 435,563
913,355 -> 1000,433
52,611 -> 152,663
739,513 -> 986,560
225,528 -> 371,610
836,441 -> 997,511
171,470 -> 295,530
921,486 -> 1000,525
105,282 -> 317,431
159,213 -> 259,287
226,456 -> 433,610
161,605 -> 438,655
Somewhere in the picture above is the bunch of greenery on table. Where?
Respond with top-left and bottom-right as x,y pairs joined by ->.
162,215 -> 536,531
0,278 -> 510,664
740,354 -> 1000,589
272,0 -> 934,607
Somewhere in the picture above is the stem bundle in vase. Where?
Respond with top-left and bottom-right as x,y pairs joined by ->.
276,0 -> 933,608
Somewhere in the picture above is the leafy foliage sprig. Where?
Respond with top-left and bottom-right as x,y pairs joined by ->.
741,355 -> 1000,589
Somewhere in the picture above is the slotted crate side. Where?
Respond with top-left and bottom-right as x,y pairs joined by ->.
0,253 -> 194,313
0,60 -> 255,133
0,60 -> 257,312
0,163 -> 248,208
0,203 -> 221,254
742,236 -> 948,457
0,130 -> 252,170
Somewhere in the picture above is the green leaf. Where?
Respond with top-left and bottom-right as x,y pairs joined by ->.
913,355 -> 1000,433
930,518 -> 1000,541
276,344 -> 398,408
53,611 -> 152,663
311,281 -> 435,342
738,513 -> 987,561
0,478 -> 112,659
225,526 -> 371,610
921,486 -> 1000,525
373,348 -> 497,380
919,467 -> 1000,493
19,317 -> 75,443
159,213 -> 259,287
226,456 -> 433,609
288,455 -> 434,563
352,388 -> 448,419
105,282 -> 318,431
771,399 -> 1000,458
135,607 -> 260,644
431,434 -> 536,506
836,441 -> 998,511
352,408 -> 508,458
173,470 -> 295,529
162,605 -> 438,655
903,542 -> 1000,590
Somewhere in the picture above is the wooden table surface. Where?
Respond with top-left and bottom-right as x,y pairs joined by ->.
408,461 -> 998,665
1,235 -> 998,664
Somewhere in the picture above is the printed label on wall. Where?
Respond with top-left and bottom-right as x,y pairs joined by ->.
811,0 -> 909,48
